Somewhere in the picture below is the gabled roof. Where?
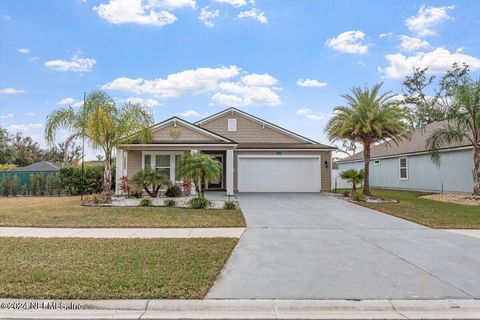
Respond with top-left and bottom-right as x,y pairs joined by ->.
10,161 -> 59,172
337,121 -> 472,163
196,107 -> 334,148
125,116 -> 237,144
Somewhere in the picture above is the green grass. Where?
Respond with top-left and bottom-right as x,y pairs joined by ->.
339,188 -> 480,229
0,196 -> 245,228
0,237 -> 237,299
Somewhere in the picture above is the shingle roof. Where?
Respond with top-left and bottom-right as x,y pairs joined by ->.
237,143 -> 336,150
10,161 -> 60,172
337,121 -> 472,163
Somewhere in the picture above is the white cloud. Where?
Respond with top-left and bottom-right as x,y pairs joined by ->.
24,112 -> 36,117
241,73 -> 277,86
296,108 -> 328,121
180,109 -> 200,117
379,32 -> 393,38
214,0 -> 251,7
125,97 -> 159,107
405,5 -> 455,37
45,55 -> 96,72
58,97 -> 75,105
325,30 -> 370,54
72,101 -> 84,108
103,66 -> 241,97
399,35 -> 430,52
29,56 -> 39,62
94,0 -> 177,26
296,79 -> 327,88
104,66 -> 280,107
380,48 -> 480,79
0,88 -> 26,94
148,0 -> 196,9
0,113 -> 13,119
198,7 -> 219,28
237,8 -> 267,24
210,93 -> 243,107
7,123 -> 42,132
16,48 -> 31,54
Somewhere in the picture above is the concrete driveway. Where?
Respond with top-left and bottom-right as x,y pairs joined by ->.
207,193 -> 480,299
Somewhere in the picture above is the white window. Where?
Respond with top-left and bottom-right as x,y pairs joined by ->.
227,118 -> 237,132
399,157 -> 408,180
142,152 -> 183,183
155,155 -> 170,179
373,160 -> 380,165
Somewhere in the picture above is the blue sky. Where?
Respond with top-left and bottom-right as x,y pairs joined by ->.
1,0 -> 480,159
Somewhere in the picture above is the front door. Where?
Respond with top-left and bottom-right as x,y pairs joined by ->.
207,154 -> 223,190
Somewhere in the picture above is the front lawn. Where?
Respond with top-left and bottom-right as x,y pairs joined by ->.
341,188 -> 480,229
0,196 -> 245,228
0,237 -> 237,299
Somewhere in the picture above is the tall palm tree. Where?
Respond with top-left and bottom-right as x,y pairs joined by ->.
45,90 -> 154,193
176,152 -> 222,198
325,83 -> 413,196
426,78 -> 480,194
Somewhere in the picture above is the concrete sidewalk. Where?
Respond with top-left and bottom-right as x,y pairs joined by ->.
0,299 -> 479,319
0,227 -> 245,238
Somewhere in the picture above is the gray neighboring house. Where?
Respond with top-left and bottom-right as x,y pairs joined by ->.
336,121 -> 474,194
9,161 -> 60,173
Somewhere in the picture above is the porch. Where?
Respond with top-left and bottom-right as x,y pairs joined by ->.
115,145 -> 235,196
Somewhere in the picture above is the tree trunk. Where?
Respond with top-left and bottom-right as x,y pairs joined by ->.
363,143 -> 372,196
103,155 -> 112,193
352,182 -> 356,195
473,145 -> 480,195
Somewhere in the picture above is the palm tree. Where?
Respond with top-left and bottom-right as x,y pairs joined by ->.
131,168 -> 169,197
325,83 -> 413,196
176,152 -> 222,198
426,78 -> 480,194
45,90 -> 154,193
340,169 -> 365,194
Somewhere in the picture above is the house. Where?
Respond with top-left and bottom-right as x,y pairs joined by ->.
335,121 -> 475,194
8,161 -> 60,173
115,107 -> 335,195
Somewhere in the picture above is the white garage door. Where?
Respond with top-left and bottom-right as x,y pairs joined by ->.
237,156 -> 321,192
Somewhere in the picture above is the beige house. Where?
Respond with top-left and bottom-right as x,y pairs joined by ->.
115,108 -> 335,195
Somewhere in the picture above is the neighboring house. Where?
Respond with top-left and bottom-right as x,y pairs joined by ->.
115,107 -> 335,195
335,121 -> 474,194
8,161 -> 60,173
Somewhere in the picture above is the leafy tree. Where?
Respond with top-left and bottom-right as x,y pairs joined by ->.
10,133 -> 43,166
339,169 -> 365,194
176,152 -> 222,198
0,128 -> 15,164
132,168 -> 170,197
426,76 -> 480,194
45,90 -> 153,193
42,141 -> 81,164
402,63 -> 469,127
325,83 -> 413,196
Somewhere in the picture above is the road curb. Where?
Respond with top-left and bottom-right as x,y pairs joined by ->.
1,299 -> 479,319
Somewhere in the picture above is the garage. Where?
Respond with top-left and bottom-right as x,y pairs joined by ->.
237,155 -> 321,192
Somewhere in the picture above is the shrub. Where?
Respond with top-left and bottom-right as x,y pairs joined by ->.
36,173 -> 46,196
119,176 -> 131,197
140,197 -> 153,207
165,184 -> 182,197
132,168 -> 169,198
10,175 -> 19,196
223,200 -> 236,210
1,175 -> 10,196
189,197 -> 209,209
20,183 -> 27,196
46,174 -> 55,196
29,174 -> 38,196
352,191 -> 365,201
342,191 -> 350,197
164,199 -> 176,207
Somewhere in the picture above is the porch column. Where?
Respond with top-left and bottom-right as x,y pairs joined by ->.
226,149 -> 234,195
115,149 -> 124,195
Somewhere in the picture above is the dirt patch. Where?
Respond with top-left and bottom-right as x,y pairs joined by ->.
421,194 -> 480,206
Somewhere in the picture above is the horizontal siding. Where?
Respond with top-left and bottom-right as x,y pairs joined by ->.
337,149 -> 474,193
200,113 -> 300,143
